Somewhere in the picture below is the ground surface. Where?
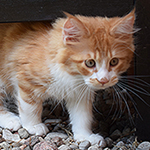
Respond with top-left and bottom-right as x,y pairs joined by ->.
0,89 -> 150,149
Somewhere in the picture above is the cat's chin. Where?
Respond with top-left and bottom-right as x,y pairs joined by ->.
88,85 -> 111,91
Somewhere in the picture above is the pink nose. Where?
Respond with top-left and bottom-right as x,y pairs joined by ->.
99,77 -> 109,85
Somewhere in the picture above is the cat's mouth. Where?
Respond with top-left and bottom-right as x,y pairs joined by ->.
87,77 -> 118,90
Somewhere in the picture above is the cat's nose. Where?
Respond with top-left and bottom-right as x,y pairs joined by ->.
99,77 -> 109,85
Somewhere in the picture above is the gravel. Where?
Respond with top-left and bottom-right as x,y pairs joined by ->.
0,89 -> 149,149
79,140 -> 91,149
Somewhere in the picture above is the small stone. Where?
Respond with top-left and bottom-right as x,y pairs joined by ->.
24,135 -> 39,147
44,119 -> 62,125
39,136 -> 45,142
88,144 -> 101,150
18,128 -> 29,139
127,136 -> 135,144
137,141 -> 150,150
24,145 -> 32,150
116,141 -> 125,147
45,132 -> 68,141
103,148 -> 111,150
110,129 -> 122,140
105,137 -> 113,148
2,129 -> 21,143
11,141 -> 21,147
70,143 -> 78,149
12,147 -> 21,150
51,136 -> 64,147
122,128 -> 131,136
79,140 -> 91,149
19,144 -> 27,150
33,141 -> 58,150
112,141 -> 127,150
0,141 -> 12,149
58,144 -> 71,150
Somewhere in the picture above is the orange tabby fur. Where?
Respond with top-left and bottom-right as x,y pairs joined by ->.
0,10 -> 135,146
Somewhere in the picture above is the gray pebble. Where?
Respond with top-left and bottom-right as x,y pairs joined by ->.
0,141 -> 12,149
104,148 -> 111,150
105,137 -> 113,148
11,142 -> 21,147
44,119 -> 62,125
24,145 -> 32,150
12,147 -> 21,150
58,144 -> 71,150
110,129 -> 122,140
88,144 -> 101,150
24,135 -> 39,147
69,143 -> 78,149
122,128 -> 131,136
116,141 -> 125,147
112,141 -> 127,150
45,132 -> 68,141
2,129 -> 21,143
137,141 -> 150,150
127,136 -> 135,144
18,128 -> 29,139
79,140 -> 91,149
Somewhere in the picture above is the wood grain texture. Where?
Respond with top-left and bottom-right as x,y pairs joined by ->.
0,0 -> 134,23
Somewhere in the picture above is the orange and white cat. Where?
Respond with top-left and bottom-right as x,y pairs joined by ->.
0,10 -> 135,147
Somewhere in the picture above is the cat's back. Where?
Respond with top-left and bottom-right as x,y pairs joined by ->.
0,21 -> 52,47
0,22 -> 53,62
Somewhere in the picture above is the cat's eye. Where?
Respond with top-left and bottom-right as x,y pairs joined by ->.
110,58 -> 119,66
85,59 -> 96,68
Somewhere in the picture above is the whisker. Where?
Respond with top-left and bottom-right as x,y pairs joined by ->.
119,81 -> 150,97
120,80 -> 150,96
120,76 -> 150,87
119,82 -> 150,107
117,84 -> 143,120
115,84 -> 135,125
110,86 -> 121,122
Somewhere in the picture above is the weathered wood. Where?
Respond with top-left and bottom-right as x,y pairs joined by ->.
135,0 -> 150,141
0,0 -> 134,23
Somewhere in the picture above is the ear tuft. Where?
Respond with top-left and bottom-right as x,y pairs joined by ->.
62,13 -> 86,45
111,9 -> 136,35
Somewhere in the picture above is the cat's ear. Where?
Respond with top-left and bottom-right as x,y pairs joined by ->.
62,12 -> 87,45
111,9 -> 136,35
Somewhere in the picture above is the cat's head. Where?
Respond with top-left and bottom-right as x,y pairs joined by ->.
58,10 -> 135,90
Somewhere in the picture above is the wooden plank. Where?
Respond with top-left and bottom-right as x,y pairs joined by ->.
0,0 -> 134,23
135,0 -> 150,141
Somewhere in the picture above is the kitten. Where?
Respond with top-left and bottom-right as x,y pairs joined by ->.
0,10 -> 135,147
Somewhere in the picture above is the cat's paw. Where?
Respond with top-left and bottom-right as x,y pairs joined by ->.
0,113 -> 21,131
24,123 -> 49,135
88,134 -> 106,147
74,133 -> 106,148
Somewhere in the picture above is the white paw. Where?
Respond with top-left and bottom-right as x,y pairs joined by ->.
24,123 -> 49,135
0,113 -> 21,131
74,133 -> 106,148
88,134 -> 106,147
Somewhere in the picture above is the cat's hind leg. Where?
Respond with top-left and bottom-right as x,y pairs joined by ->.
0,97 -> 21,131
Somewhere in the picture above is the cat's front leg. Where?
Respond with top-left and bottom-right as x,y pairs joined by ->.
17,88 -> 49,135
66,96 -> 106,148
